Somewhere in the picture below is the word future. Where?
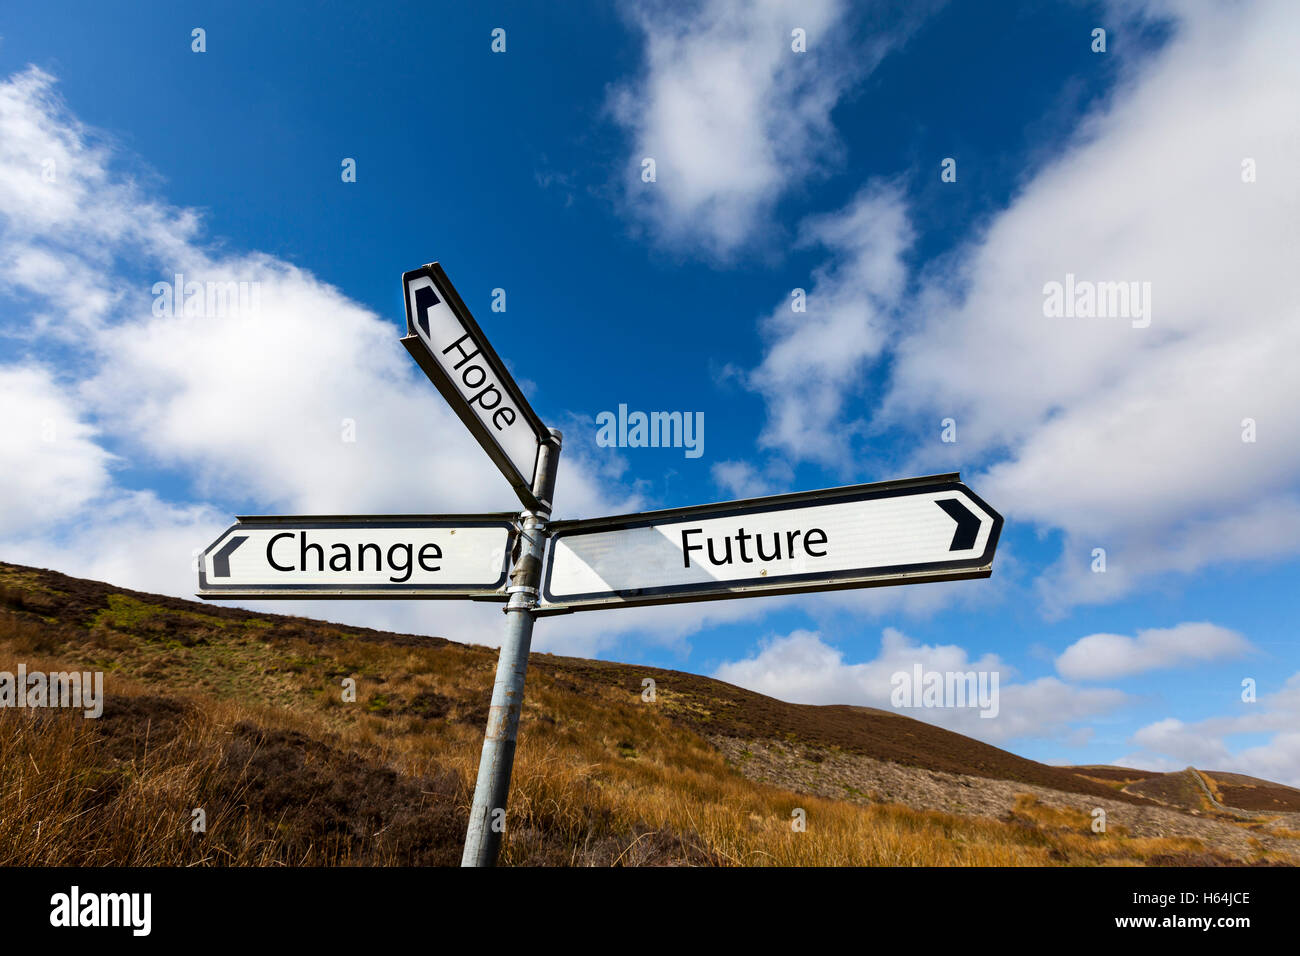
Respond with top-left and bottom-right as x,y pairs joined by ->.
681,526 -> 826,566
596,404 -> 704,459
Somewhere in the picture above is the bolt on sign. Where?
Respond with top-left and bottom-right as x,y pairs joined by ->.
194,261 -> 1005,867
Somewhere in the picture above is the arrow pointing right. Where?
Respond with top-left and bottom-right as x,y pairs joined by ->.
211,535 -> 248,578
935,498 -> 980,551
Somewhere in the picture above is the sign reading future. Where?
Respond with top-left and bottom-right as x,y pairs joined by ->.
538,477 -> 1000,613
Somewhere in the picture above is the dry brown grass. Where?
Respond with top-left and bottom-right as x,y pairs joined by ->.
1196,768 -> 1227,805
0,565 -> 1283,867
1,662 -> 282,865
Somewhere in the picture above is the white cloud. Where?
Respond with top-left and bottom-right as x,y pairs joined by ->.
710,457 -> 793,498
714,627 -> 1126,744
0,67 -> 656,657
1055,621 -> 1252,681
1117,672 -> 1300,786
741,0 -> 1300,609
3,490 -> 228,598
0,365 -> 113,535
79,259 -> 522,516
748,183 -> 912,468
610,0 -> 921,257
0,68 -> 199,338
715,626 -> 997,703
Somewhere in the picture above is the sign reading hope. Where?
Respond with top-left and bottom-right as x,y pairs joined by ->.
401,265 -> 552,507
440,330 -> 518,432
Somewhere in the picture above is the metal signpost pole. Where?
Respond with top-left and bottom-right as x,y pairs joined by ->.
461,429 -> 562,867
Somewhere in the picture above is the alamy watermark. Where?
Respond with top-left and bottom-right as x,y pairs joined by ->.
1042,273 -> 1151,328
595,404 -> 704,459
0,665 -> 104,718
153,272 -> 261,318
890,664 -> 999,719
50,886 -> 150,936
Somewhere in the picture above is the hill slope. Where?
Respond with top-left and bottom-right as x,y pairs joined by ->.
2,561 -> 1297,866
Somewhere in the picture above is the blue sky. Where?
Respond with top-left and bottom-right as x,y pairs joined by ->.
2,0 -> 1298,781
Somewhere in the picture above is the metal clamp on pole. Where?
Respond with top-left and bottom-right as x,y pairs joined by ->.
461,428 -> 561,867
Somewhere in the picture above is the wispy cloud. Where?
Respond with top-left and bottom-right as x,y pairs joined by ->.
735,0 -> 1300,611
714,627 -> 1127,745
1055,622 -> 1252,681
609,0 -> 926,258
0,67 -> 655,656
748,181 -> 911,468
1118,672 -> 1300,786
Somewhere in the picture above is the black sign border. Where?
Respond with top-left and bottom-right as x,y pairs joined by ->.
197,514 -> 517,599
400,262 -> 553,510
537,474 -> 1003,613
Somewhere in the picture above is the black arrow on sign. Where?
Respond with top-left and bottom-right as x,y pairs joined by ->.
413,284 -> 441,339
935,499 -> 980,551
212,536 -> 248,578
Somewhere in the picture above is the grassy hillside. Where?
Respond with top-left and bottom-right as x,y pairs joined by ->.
2,561 -> 1296,866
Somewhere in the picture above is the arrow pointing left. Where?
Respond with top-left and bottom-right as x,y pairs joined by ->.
211,535 -> 247,577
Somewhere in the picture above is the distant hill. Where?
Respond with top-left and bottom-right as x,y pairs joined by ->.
2,560 -> 1297,866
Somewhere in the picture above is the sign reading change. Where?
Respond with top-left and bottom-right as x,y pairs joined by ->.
197,515 -> 517,599
537,475 -> 1002,613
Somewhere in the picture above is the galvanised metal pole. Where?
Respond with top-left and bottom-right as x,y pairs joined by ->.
461,428 -> 561,867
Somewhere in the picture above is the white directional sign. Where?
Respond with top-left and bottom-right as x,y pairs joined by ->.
537,475 -> 1002,613
401,263 -> 553,510
196,515 -> 517,599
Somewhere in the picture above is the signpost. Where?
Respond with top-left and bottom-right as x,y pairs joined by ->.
537,475 -> 1001,614
195,260 -> 1006,868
